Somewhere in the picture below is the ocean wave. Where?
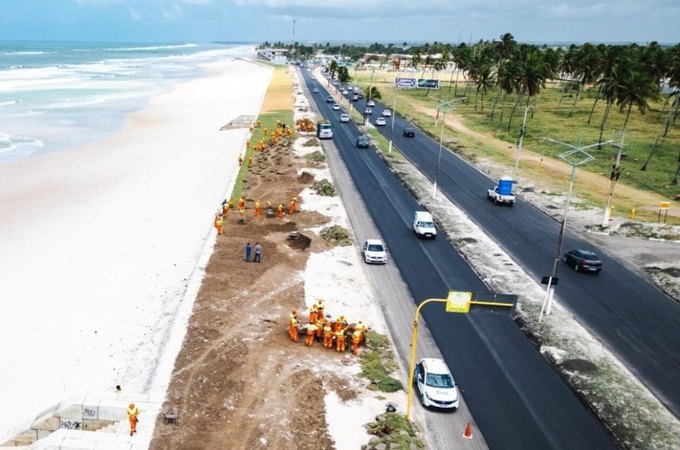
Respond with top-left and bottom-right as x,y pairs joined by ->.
0,100 -> 21,107
1,51 -> 47,56
0,132 -> 44,161
105,43 -> 198,52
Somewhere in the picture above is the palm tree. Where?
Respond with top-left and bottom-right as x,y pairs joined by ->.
568,43 -> 602,117
329,60 -> 339,79
587,45 -> 623,124
616,65 -> 657,134
507,47 -> 549,131
451,44 -> 471,96
642,43 -> 680,171
411,49 -> 422,70
494,59 -> 519,124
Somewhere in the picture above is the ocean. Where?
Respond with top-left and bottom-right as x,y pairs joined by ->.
0,40 -> 255,163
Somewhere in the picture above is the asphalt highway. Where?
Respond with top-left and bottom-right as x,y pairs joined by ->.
351,81 -> 680,419
302,70 -> 616,449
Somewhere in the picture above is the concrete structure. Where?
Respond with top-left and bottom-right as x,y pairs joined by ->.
1,392 -> 163,449
257,48 -> 289,64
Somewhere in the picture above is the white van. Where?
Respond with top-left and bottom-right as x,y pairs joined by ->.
413,211 -> 436,239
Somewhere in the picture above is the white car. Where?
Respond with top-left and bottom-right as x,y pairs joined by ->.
342,89 -> 349,95
332,103 -> 340,111
340,113 -> 350,123
414,358 -> 459,410
367,100 -> 375,107
382,109 -> 392,117
375,117 -> 387,126
362,239 -> 387,264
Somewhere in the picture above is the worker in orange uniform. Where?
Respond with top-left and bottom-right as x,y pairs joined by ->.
305,322 -> 317,347
263,127 -> 268,136
246,139 -> 250,149
354,320 -> 367,344
289,310 -> 298,342
248,156 -> 253,167
254,200 -> 261,217
334,315 -> 347,332
277,204 -> 284,219
228,199 -> 234,212
238,196 -> 245,209
222,201 -> 229,217
238,154 -> 243,166
309,304 -> 318,324
335,326 -> 349,352
238,208 -> 246,223
316,299 -> 325,321
214,213 -> 223,235
288,199 -> 295,215
322,321 -> 333,348
127,403 -> 139,437
351,329 -> 363,355
315,317 -> 324,339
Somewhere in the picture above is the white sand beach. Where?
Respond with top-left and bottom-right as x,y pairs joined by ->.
0,59 -> 272,435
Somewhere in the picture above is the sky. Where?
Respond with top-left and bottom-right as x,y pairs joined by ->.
0,0 -> 678,45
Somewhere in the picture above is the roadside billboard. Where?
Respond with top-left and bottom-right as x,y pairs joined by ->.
395,77 -> 416,88
417,79 -> 440,89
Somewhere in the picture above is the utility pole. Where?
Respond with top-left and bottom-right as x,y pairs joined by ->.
513,106 -> 531,178
602,132 -> 624,228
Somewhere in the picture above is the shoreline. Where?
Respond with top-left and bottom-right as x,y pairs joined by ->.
0,57 -> 272,435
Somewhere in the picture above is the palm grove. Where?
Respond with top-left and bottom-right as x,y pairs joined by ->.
261,36 -> 680,195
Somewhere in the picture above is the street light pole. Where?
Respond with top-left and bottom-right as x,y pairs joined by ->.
539,139 -> 607,321
388,83 -> 398,154
432,97 -> 466,199
513,106 -> 531,178
432,109 -> 447,199
364,69 -> 375,126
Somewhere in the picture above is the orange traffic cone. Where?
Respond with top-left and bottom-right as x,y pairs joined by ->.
463,422 -> 473,439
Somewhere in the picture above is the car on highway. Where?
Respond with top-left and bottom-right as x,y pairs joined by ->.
413,211 -> 437,239
332,103 -> 340,111
367,100 -> 375,107
326,96 -> 334,103
414,358 -> 459,410
375,117 -> 387,126
356,135 -> 370,148
340,113 -> 350,123
403,128 -> 416,137
362,239 -> 387,264
382,109 -> 392,117
356,92 -> 364,99
364,107 -> 373,115
342,89 -> 349,96
352,94 -> 359,102
563,249 -> 603,273
312,87 -> 319,93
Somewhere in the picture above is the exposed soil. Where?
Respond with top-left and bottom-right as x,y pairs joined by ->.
149,134 -> 346,450
148,70 -> 680,450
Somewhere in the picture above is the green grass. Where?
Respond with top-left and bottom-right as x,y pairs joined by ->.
351,71 -> 680,217
230,109 -> 293,201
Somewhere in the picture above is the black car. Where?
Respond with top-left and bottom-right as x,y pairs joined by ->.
356,135 -> 370,148
326,96 -> 334,103
403,128 -> 416,137
563,249 -> 602,273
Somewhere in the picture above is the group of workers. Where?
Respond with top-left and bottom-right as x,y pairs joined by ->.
288,300 -> 369,355
245,119 -> 293,153
213,195 -> 299,234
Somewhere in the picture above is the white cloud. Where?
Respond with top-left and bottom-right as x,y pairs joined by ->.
161,2 -> 184,21
129,7 -> 143,20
